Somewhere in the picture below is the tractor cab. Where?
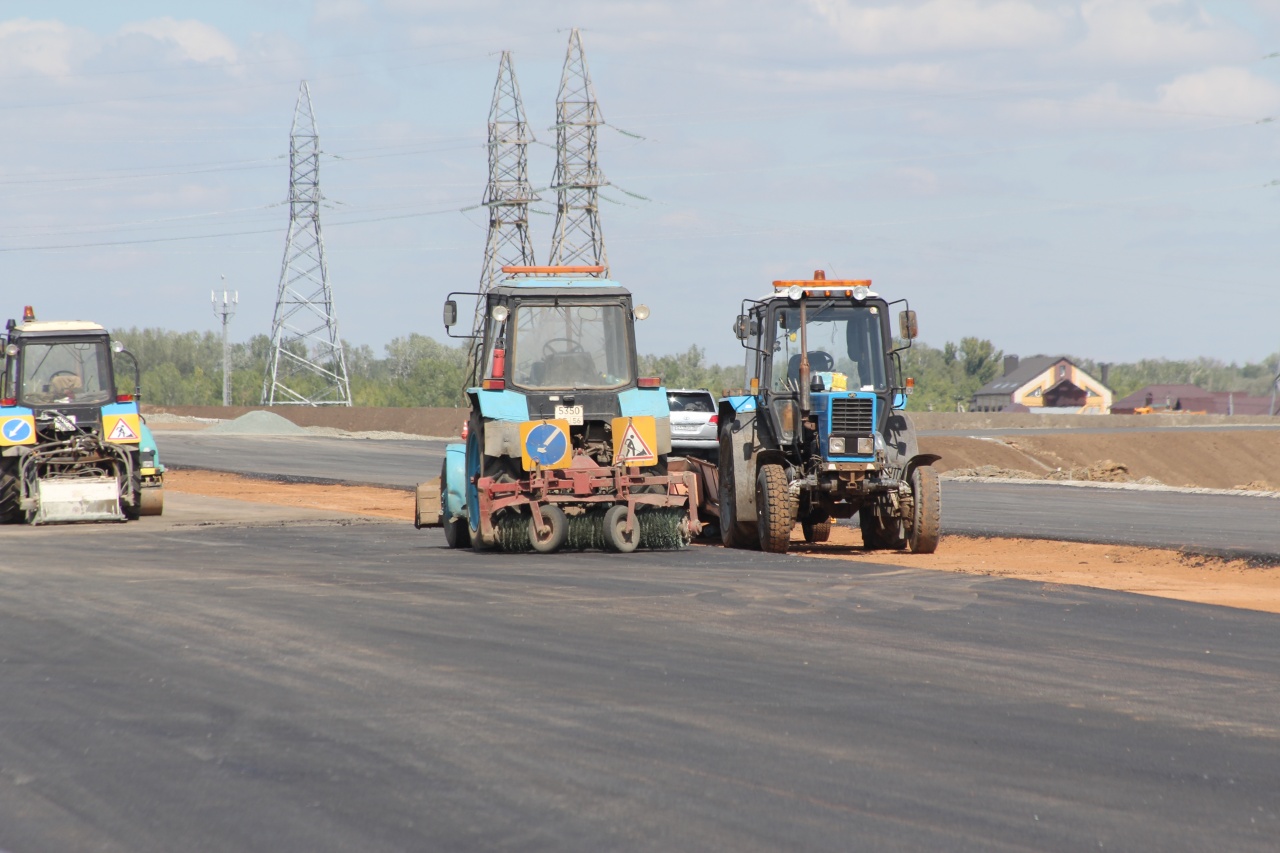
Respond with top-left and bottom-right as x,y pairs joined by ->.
445,265 -> 667,469
3,312 -> 127,440
732,272 -> 917,468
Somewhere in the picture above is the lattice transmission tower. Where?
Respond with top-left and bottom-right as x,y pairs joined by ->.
468,51 -> 540,386
547,28 -> 609,275
262,80 -> 352,406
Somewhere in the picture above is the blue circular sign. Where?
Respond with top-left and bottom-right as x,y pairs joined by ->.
525,423 -> 568,467
2,418 -> 31,443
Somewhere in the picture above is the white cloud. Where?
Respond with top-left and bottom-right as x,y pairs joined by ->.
118,18 -> 238,64
807,0 -> 1070,54
1157,66 -> 1280,118
0,19 -> 83,77
1075,0 -> 1253,66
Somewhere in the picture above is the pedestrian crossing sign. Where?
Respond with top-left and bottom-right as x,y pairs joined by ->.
612,416 -> 658,467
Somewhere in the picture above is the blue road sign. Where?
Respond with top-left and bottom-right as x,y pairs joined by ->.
524,422 -> 568,467
2,418 -> 32,443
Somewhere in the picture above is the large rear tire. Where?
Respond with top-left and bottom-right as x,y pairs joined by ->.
718,428 -> 756,549
756,463 -> 795,554
120,467 -> 141,521
802,517 -> 832,543
907,465 -> 941,554
0,459 -> 21,524
859,505 -> 904,550
441,461 -> 470,549
465,413 -> 497,551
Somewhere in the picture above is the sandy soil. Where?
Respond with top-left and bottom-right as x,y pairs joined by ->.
165,469 -> 1280,615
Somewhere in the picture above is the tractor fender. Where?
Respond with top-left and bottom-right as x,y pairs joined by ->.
443,442 -> 468,521
882,412 -> 919,469
723,411 -> 761,521
904,453 -> 942,482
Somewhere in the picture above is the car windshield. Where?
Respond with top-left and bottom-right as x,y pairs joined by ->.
19,339 -> 114,405
771,302 -> 886,392
510,302 -> 633,390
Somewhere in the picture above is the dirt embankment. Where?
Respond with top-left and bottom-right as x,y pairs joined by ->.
921,431 -> 1280,491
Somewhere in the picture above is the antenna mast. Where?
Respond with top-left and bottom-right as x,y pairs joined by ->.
263,81 -> 352,406
548,28 -> 609,275
469,52 -> 539,386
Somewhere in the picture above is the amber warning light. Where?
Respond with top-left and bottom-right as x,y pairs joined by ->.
22,305 -> 34,322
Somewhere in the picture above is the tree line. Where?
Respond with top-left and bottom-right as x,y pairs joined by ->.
112,328 -> 1280,411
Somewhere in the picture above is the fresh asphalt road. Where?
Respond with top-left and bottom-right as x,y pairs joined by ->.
0,518 -> 1276,852
158,431 -> 1280,557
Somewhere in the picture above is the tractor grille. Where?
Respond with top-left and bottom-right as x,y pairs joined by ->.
830,397 -> 874,435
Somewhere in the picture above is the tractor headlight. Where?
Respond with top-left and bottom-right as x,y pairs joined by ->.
773,398 -> 799,443
829,437 -> 845,454
857,437 -> 875,454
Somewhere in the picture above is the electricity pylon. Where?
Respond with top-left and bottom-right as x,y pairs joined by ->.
547,28 -> 609,275
469,51 -> 539,386
262,80 -> 352,406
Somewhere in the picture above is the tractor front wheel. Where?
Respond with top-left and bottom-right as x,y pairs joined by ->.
907,465 -> 941,554
756,463 -> 795,554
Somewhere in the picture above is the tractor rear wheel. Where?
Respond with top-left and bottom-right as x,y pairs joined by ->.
755,463 -> 795,553
0,459 -> 20,524
120,466 -> 142,521
602,504 -> 640,553
718,429 -> 756,549
907,465 -> 941,554
441,461 -> 470,549
859,505 -> 904,550
529,504 -> 568,553
465,413 -> 497,551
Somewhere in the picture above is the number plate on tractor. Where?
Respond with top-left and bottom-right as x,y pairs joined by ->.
555,405 -> 583,426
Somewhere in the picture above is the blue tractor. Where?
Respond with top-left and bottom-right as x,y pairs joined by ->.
0,306 -> 164,524
705,271 -> 940,554
416,266 -> 698,553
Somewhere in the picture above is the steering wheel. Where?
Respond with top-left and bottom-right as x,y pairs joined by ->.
49,370 -> 77,381
809,351 -> 835,372
542,338 -> 586,357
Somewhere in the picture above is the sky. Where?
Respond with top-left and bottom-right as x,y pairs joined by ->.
0,0 -> 1278,367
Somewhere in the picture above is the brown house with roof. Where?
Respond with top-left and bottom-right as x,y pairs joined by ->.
1111,384 -> 1277,415
971,355 -> 1112,414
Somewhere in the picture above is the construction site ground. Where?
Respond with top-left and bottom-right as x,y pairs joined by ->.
163,410 -> 1280,616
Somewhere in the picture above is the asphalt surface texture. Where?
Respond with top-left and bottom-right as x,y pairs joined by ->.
160,431 -> 1280,558
0,517 -> 1277,852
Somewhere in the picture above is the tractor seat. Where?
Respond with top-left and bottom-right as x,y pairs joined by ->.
786,351 -> 835,386
537,351 -> 598,387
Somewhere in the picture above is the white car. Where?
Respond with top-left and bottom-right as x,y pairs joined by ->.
667,388 -> 718,460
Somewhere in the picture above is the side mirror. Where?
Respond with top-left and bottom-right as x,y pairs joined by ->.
733,315 -> 750,340
443,300 -> 458,328
898,310 -> 918,340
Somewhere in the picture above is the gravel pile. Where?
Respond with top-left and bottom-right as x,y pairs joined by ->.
203,411 -> 309,436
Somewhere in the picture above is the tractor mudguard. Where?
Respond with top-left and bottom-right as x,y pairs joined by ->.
443,442 -> 467,520
882,412 -> 919,468
904,453 -> 942,482
724,412 -> 760,521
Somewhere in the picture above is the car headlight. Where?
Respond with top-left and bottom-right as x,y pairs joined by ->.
829,437 -> 845,454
